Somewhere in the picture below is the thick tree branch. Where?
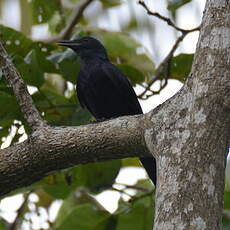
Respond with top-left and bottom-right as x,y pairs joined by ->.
0,115 -> 151,197
0,43 -> 46,129
43,0 -> 94,43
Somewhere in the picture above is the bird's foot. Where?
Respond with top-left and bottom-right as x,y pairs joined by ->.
90,118 -> 107,124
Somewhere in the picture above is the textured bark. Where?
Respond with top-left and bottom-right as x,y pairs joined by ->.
0,115 -> 150,196
0,0 -> 229,229
150,0 -> 230,229
0,43 -> 45,129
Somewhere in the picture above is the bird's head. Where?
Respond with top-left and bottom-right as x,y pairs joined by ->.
57,36 -> 108,60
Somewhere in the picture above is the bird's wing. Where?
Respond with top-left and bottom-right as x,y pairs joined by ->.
76,69 -> 103,117
76,76 -> 85,109
101,62 -> 143,115
76,70 -> 94,113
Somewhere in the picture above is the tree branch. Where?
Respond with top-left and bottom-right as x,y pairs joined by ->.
138,33 -> 186,99
138,0 -> 200,34
9,191 -> 31,230
0,43 -> 46,129
43,0 -> 94,43
0,114 -> 151,197
137,0 -> 200,100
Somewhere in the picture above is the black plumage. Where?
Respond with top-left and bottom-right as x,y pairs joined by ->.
57,37 -> 157,185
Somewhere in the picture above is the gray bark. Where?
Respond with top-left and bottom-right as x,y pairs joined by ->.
0,115 -> 150,196
0,42 -> 45,129
152,0 -> 230,229
0,0 -> 229,229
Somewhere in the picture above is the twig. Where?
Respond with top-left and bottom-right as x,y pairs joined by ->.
115,183 -> 150,192
43,0 -> 94,43
139,79 -> 169,100
138,0 -> 200,34
0,43 -> 46,129
9,192 -> 31,230
137,1 -> 200,100
129,190 -> 154,203
111,187 -> 133,198
138,33 -> 185,99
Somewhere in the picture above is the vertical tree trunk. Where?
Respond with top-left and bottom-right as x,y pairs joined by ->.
151,0 -> 230,229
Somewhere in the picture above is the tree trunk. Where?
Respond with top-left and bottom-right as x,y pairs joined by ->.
151,0 -> 230,229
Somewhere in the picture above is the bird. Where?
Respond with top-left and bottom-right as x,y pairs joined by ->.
57,36 -> 157,186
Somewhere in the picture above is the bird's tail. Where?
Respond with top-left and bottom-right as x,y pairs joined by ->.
139,157 -> 157,186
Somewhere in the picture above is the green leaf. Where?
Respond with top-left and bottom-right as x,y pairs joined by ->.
10,130 -> 24,145
48,50 -> 80,83
30,0 -> 62,24
15,55 -> 44,87
0,91 -> 21,125
42,172 -> 76,199
54,190 -> 107,228
25,50 -> 57,73
225,157 -> 230,191
224,191 -> 230,209
48,10 -> 66,34
35,189 -> 54,208
100,32 -> 154,74
0,126 -> 10,139
32,88 -> 75,123
40,88 -> 74,117
68,107 -> 92,126
0,126 -> 10,146
0,25 -> 33,57
55,203 -> 110,230
170,53 -> 193,82
44,74 -> 66,95
116,179 -> 154,230
0,25 -> 55,58
122,158 -> 141,167
0,91 -> 17,112
14,49 -> 58,87
117,64 -> 145,85
167,0 -> 192,12
0,218 -> 7,230
42,160 -> 121,199
116,201 -> 153,230
223,214 -> 230,230
0,223 -> 4,230
127,54 -> 154,78
100,0 -> 122,8
134,179 -> 154,206
74,160 -> 121,193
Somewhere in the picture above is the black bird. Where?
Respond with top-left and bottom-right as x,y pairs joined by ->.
57,37 -> 157,185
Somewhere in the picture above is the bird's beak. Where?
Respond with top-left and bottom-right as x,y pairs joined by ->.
56,40 -> 81,48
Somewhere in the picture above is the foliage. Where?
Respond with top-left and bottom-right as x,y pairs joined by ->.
167,0 -> 192,12
1,0 -> 229,229
170,53 -> 194,82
